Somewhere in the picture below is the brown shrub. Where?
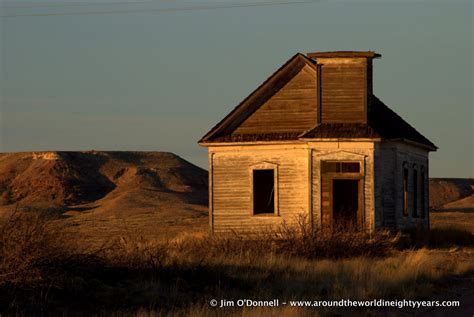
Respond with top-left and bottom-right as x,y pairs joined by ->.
0,210 -> 109,312
109,234 -> 170,273
274,217 -> 399,259
171,216 -> 400,261
0,210 -> 73,287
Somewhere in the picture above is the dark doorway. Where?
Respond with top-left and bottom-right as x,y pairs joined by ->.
253,169 -> 275,214
332,179 -> 359,229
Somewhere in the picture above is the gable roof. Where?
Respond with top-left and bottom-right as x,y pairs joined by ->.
199,53 -> 437,150
199,53 -> 316,143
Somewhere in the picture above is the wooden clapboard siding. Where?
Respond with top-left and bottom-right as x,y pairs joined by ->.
232,64 -> 317,134
208,139 -> 429,233
374,143 -> 396,228
320,62 -> 367,124
210,145 -> 309,233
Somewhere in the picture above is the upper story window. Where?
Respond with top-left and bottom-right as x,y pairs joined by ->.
321,161 -> 360,174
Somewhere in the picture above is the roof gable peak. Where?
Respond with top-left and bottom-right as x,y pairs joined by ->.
199,53 -> 316,143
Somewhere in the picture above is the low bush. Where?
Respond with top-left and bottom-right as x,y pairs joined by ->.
0,210 -> 73,288
173,215 -> 400,262
0,210 -> 109,312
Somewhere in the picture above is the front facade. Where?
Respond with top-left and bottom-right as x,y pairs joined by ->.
199,51 -> 437,233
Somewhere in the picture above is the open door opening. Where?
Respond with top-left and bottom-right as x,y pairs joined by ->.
332,179 -> 359,230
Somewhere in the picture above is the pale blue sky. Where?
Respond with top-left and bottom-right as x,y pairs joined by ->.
0,0 -> 472,177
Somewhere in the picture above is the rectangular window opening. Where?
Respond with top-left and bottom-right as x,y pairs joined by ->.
322,162 -> 360,174
403,168 -> 409,217
413,170 -> 418,217
342,162 -> 360,173
421,171 -> 425,218
253,169 -> 275,215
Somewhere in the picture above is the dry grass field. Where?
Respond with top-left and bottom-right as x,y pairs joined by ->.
0,152 -> 473,316
0,209 -> 473,316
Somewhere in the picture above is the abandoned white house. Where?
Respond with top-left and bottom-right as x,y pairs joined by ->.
199,51 -> 437,233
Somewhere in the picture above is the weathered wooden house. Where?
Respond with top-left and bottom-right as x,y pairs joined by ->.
199,51 -> 437,233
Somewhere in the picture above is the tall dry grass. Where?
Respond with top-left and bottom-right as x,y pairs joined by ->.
0,211 -> 472,315
94,246 -> 472,317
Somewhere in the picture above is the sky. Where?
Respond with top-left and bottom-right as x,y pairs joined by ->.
0,0 -> 472,177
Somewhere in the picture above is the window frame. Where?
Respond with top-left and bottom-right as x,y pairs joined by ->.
249,162 -> 279,217
321,161 -> 361,175
402,162 -> 409,217
420,166 -> 426,218
412,164 -> 418,218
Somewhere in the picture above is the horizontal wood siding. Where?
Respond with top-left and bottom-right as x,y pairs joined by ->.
208,141 -> 429,233
233,64 -> 317,134
374,143 -> 397,228
320,63 -> 367,123
211,146 -> 309,233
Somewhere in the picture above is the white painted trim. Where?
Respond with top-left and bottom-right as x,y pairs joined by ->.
317,150 -> 367,159
208,152 -> 214,233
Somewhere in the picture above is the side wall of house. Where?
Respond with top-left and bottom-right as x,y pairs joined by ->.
374,142 -> 397,228
309,141 -> 376,231
374,141 -> 429,229
208,143 -> 310,233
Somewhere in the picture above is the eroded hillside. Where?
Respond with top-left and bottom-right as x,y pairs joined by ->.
0,151 -> 208,243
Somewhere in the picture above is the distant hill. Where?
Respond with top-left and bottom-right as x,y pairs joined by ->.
0,151 -> 208,243
0,151 -> 207,208
429,178 -> 474,209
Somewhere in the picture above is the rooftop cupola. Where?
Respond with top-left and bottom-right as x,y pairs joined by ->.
307,51 -> 381,124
